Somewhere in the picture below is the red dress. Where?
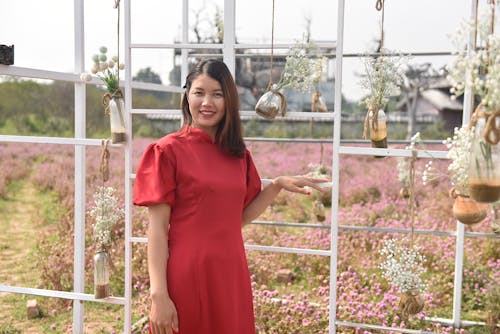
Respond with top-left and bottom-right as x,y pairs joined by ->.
133,127 -> 262,334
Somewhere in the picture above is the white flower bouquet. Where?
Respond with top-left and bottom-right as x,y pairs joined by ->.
89,186 -> 124,250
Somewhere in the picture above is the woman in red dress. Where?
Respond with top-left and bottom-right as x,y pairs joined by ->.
133,59 -> 327,334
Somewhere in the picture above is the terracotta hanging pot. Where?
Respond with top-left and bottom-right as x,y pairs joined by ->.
451,192 -> 488,225
398,290 -> 425,318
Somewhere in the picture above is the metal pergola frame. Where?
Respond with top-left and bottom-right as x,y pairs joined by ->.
1,0 -> 496,333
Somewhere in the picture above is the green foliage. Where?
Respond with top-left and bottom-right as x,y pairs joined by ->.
0,76 -> 178,138
0,323 -> 22,334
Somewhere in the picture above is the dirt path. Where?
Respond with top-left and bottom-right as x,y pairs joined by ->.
0,179 -> 41,328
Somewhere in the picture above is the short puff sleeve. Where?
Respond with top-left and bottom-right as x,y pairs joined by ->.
243,150 -> 262,208
133,143 -> 176,207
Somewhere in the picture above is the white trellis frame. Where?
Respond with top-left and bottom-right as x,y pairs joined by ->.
0,0 -> 497,333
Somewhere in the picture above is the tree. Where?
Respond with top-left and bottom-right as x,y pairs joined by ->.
133,67 -> 162,85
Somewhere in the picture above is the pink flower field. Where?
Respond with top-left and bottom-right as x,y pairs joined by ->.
0,139 -> 498,333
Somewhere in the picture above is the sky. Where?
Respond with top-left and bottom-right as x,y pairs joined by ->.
0,0 -> 490,101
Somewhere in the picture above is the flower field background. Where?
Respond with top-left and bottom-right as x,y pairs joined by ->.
0,139 -> 498,333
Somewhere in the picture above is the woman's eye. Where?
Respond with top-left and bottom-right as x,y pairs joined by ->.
192,91 -> 203,96
214,93 -> 224,98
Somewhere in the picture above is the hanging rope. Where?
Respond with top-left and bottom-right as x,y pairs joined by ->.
114,0 -> 121,90
408,149 -> 417,247
375,0 -> 385,53
363,0 -> 386,139
100,139 -> 111,183
469,103 -> 500,145
267,0 -> 276,90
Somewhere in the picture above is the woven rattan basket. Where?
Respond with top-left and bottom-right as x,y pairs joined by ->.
0,45 -> 14,65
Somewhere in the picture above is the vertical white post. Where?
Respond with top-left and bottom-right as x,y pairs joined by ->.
329,0 -> 345,333
124,0 -> 133,332
223,0 -> 236,76
73,0 -> 86,332
452,0 -> 476,328
181,0 -> 189,84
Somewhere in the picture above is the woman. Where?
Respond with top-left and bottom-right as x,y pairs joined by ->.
133,59 -> 327,334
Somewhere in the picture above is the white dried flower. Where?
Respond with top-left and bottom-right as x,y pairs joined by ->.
277,39 -> 325,93
443,126 -> 474,193
89,186 -> 124,249
358,50 -> 406,110
379,237 -> 427,293
447,14 -> 500,112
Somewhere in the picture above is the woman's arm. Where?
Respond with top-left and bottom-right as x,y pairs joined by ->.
242,176 -> 328,226
147,204 -> 179,334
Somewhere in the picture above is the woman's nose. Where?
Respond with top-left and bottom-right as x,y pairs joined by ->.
201,95 -> 212,105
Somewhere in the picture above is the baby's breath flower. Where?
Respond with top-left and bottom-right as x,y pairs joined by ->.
447,14 -> 500,112
443,126 -> 474,193
276,40 -> 326,93
358,50 -> 406,110
89,186 -> 124,249
379,237 -> 427,293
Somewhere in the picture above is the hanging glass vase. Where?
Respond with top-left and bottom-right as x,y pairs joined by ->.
109,97 -> 126,144
368,109 -> 388,149
311,91 -> 328,113
452,193 -> 488,225
468,117 -> 500,203
312,200 -> 326,222
255,85 -> 287,119
94,249 -> 111,299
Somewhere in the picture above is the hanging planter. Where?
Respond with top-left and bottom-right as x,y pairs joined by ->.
255,85 -> 286,119
104,92 -> 127,144
88,185 -> 124,299
359,53 -> 405,154
450,189 -> 488,225
311,90 -> 328,113
255,35 -> 325,119
399,289 -> 425,318
446,10 -> 500,203
94,249 -> 111,299
467,112 -> 500,203
312,200 -> 326,222
81,45 -> 126,143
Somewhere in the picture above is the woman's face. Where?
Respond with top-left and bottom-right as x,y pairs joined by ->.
187,73 -> 225,139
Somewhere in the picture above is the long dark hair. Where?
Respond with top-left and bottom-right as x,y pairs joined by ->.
181,59 -> 246,158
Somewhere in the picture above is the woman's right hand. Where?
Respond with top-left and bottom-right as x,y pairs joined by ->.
150,293 -> 179,334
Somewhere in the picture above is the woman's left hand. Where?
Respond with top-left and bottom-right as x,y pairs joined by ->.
272,175 -> 330,195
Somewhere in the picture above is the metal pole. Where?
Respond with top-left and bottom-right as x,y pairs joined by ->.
73,0 -> 86,332
452,0 -> 477,328
124,0 -> 133,332
223,0 -> 236,76
329,0 -> 345,332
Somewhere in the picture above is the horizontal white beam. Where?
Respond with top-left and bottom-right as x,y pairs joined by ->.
0,135 -> 113,146
0,285 -> 125,305
244,244 -> 331,256
131,43 -> 223,49
338,146 -> 448,159
336,320 -> 437,334
0,65 -> 79,82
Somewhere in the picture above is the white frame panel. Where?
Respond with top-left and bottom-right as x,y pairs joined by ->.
0,0 -> 497,333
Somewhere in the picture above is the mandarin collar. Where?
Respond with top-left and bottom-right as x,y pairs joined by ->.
180,126 -> 216,144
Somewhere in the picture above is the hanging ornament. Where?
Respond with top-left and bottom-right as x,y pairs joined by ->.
312,200 -> 326,222
450,188 -> 488,225
467,105 -> 500,203
311,90 -> 328,113
255,84 -> 287,119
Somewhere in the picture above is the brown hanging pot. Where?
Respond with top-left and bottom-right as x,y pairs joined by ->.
450,189 -> 488,225
399,289 -> 425,319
